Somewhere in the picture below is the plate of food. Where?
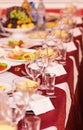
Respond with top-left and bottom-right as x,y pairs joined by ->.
4,46 -> 38,62
0,39 -> 33,50
0,61 -> 11,73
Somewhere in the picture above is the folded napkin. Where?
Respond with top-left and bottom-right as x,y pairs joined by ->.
64,41 -> 77,52
46,62 -> 67,77
71,27 -> 82,37
29,94 -> 55,115
76,16 -> 83,24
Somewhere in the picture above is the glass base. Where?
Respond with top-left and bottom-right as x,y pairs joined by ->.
39,84 -> 47,90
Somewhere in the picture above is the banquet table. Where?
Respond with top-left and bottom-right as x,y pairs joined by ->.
0,9 -> 83,130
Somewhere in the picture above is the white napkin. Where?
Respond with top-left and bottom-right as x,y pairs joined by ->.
76,16 -> 83,24
46,62 -> 67,77
65,41 -> 77,52
29,94 -> 55,115
71,27 -> 82,37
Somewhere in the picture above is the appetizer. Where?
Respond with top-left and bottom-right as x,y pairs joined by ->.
0,62 -> 8,71
6,46 -> 38,61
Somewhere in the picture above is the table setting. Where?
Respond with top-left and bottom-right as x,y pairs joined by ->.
0,3 -> 83,130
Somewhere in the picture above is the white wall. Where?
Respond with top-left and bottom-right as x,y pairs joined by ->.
0,0 -> 83,9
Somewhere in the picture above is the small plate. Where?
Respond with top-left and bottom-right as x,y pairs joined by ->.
0,61 -> 11,73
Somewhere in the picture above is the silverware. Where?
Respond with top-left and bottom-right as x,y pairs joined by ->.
21,70 -> 27,76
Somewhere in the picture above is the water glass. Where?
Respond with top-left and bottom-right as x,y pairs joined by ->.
45,73 -> 56,96
26,116 -> 41,130
58,43 -> 67,65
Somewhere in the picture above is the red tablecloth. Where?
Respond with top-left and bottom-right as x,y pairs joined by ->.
8,64 -> 66,130
0,10 -> 83,129
18,87 -> 66,130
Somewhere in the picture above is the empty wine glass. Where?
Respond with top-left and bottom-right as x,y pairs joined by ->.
0,90 -> 28,127
35,46 -> 49,90
12,77 -> 31,130
25,60 -> 42,81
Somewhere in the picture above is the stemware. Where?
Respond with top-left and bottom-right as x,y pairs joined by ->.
25,59 -> 42,95
13,76 -> 40,97
25,60 -> 42,81
12,76 -> 36,130
35,45 -> 49,90
0,90 -> 28,127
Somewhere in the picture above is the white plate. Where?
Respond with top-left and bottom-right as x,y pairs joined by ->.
0,38 -> 34,51
4,55 -> 26,62
0,82 -> 12,92
4,49 -> 36,62
0,61 -> 11,73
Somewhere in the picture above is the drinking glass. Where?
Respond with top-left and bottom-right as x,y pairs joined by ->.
25,60 -> 42,81
45,72 -> 56,96
36,46 -> 49,90
25,115 -> 41,130
58,43 -> 67,65
12,77 -> 32,130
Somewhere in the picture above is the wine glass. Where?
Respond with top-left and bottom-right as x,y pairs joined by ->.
35,45 -> 49,90
13,76 -> 40,97
25,60 -> 42,81
0,90 -> 28,128
12,76 -> 34,130
25,60 -> 42,95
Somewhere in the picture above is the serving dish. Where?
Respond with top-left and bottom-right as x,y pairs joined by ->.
3,27 -> 35,39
